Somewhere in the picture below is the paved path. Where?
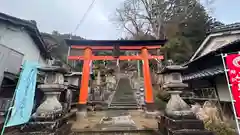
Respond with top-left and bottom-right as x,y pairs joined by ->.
71,110 -> 158,132
71,77 -> 158,133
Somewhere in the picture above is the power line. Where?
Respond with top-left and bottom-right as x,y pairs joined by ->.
71,0 -> 96,35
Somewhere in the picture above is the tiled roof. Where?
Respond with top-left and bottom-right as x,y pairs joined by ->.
210,23 -> 240,34
182,66 -> 224,81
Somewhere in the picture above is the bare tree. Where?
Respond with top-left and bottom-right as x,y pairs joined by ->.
112,0 -> 215,39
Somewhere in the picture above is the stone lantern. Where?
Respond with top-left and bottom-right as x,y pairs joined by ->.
21,66 -> 71,134
33,66 -> 69,120
157,65 -> 214,135
160,65 -> 194,118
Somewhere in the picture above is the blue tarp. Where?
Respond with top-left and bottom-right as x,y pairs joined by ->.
5,61 -> 38,127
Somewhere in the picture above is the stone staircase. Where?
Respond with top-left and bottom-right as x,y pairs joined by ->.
108,78 -> 138,110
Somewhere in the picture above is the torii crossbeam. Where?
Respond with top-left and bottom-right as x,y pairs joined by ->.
65,39 -> 167,111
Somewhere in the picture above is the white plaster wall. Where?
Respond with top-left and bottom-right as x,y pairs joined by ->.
215,75 -> 232,102
0,23 -> 46,66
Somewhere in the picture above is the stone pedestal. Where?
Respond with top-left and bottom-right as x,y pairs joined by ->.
158,90 -> 213,135
33,84 -> 64,120
158,115 -> 213,135
76,111 -> 87,121
165,91 -> 195,119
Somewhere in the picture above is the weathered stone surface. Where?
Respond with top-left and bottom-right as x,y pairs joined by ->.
131,77 -> 144,90
168,129 -> 214,135
21,110 -> 76,135
97,110 -> 137,131
162,83 -> 188,89
106,75 -> 117,91
95,104 -> 103,111
64,72 -> 82,87
134,88 -> 145,107
159,115 -> 205,130
144,111 -> 159,119
165,91 -> 195,119
33,93 -> 63,119
20,123 -> 72,135
71,131 -> 156,135
38,66 -> 69,74
76,111 -> 87,121
109,77 -> 138,109
103,90 -> 113,103
92,88 -> 102,101
158,115 -> 214,135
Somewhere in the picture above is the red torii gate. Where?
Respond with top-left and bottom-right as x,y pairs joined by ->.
66,39 -> 166,111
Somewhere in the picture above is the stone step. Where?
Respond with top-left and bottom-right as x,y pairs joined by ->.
110,102 -> 138,105
159,115 -> 205,130
112,97 -> 135,99
110,102 -> 137,104
110,77 -> 138,109
111,100 -> 137,102
112,98 -> 137,101
111,98 -> 136,100
108,106 -> 139,110
168,129 -> 214,135
112,96 -> 136,99
109,104 -> 138,106
110,104 -> 138,107
113,96 -> 135,99
71,129 -> 155,135
111,101 -> 137,103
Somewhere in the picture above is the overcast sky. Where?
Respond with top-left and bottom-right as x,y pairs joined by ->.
1,0 -> 240,40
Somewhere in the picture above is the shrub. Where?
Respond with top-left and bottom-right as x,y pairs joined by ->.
204,118 -> 236,135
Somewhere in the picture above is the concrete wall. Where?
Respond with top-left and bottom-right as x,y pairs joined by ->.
215,74 -> 232,102
0,23 -> 47,66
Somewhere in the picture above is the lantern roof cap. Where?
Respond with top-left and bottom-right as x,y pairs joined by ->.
158,65 -> 188,74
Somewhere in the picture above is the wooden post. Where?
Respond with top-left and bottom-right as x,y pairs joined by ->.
141,48 -> 154,110
78,48 -> 92,111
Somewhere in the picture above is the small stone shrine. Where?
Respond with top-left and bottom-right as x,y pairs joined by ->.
64,72 -> 83,109
157,65 -> 214,135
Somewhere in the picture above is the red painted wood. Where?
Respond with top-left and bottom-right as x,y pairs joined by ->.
68,55 -> 164,60
71,45 -> 161,50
